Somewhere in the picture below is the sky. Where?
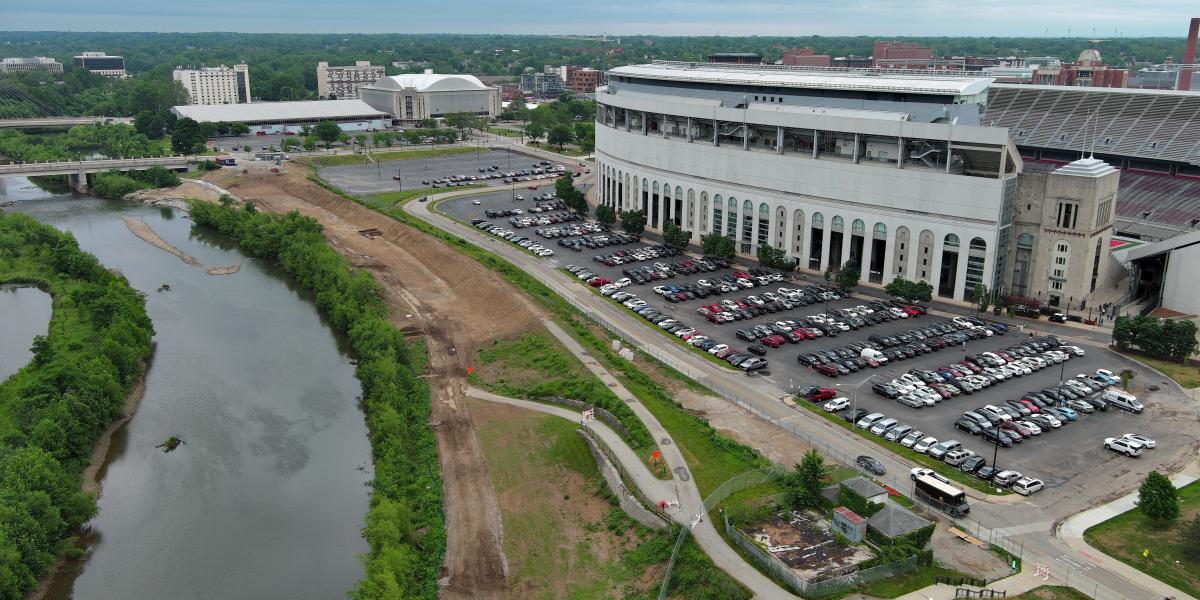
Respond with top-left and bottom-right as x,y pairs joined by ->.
3,0 -> 1195,37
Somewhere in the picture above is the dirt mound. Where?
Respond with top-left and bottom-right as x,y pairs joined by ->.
208,167 -> 544,598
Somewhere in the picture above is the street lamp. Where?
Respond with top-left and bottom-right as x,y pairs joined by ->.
838,374 -> 875,418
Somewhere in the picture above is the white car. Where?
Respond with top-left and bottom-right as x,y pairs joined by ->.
899,430 -> 924,448
1065,345 -> 1086,356
1120,433 -> 1156,449
1104,437 -> 1143,457
823,397 -> 850,412
913,436 -> 938,454
614,278 -> 632,288
1012,477 -> 1045,496
707,344 -> 729,355
1017,420 -> 1042,435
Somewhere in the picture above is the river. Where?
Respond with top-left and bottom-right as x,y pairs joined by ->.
2,178 -> 372,600
0,285 -> 52,382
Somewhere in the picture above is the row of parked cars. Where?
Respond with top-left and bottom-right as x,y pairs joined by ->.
535,220 -> 603,238
591,245 -> 682,267
556,232 -> 640,251
471,220 -> 554,257
508,210 -> 580,229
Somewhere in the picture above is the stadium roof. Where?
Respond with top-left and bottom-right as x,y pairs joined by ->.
171,100 -> 387,124
985,84 -> 1200,167
609,62 -> 994,96
365,73 -> 491,93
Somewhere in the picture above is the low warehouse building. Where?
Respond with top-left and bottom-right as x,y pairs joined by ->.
170,100 -> 390,134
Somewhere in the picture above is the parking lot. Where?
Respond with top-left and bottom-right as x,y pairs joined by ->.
317,149 -> 582,196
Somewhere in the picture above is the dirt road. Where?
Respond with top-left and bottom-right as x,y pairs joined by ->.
205,167 -> 542,598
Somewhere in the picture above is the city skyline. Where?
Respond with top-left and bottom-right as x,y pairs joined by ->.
2,0 -> 1195,37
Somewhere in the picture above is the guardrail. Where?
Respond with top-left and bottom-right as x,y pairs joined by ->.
0,156 -> 196,175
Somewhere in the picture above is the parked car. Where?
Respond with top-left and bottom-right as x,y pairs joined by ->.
823,397 -> 850,412
992,470 -> 1023,487
913,436 -> 938,454
1104,437 -> 1143,457
856,455 -> 886,476
1011,477 -> 1044,496
1120,433 -> 1155,449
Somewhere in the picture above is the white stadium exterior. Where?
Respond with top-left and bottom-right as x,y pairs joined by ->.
593,61 -> 1106,305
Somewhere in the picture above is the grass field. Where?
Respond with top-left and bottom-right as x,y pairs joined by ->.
794,400 -> 1010,496
301,146 -> 478,167
852,564 -> 970,598
1118,350 -> 1200,389
487,127 -> 523,138
1084,479 -> 1200,599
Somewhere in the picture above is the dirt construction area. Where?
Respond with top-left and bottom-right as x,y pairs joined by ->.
203,166 -> 543,599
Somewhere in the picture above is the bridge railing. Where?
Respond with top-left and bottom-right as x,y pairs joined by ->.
0,156 -> 198,174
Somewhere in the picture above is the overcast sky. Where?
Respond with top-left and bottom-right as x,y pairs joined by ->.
3,0 -> 1194,37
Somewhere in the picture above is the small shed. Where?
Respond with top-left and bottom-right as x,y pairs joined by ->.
831,506 -> 867,543
867,503 -> 932,542
840,477 -> 888,505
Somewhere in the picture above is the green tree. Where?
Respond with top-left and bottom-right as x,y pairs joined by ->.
885,277 -> 935,302
524,122 -> 545,144
314,120 -> 341,148
619,209 -> 647,235
662,221 -> 691,250
784,449 -> 830,510
302,136 -> 317,151
170,117 -> 205,154
1181,514 -> 1200,563
547,124 -> 573,150
554,176 -> 588,215
756,244 -> 792,271
701,233 -> 735,260
594,204 -> 616,226
420,118 -> 438,129
280,138 -> 301,152
354,133 -> 369,149
230,122 -> 250,135
835,261 -> 860,293
133,110 -> 166,139
1137,470 -> 1179,526
974,283 -> 991,312
573,122 -> 595,152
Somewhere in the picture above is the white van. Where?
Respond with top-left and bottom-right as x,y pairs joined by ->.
861,348 -> 889,363
1103,389 -> 1143,413
1011,477 -> 1044,496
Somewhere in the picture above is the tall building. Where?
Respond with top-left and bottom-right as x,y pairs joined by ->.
73,52 -> 126,77
520,72 -> 564,99
316,61 -> 385,99
0,57 -> 63,74
873,42 -> 934,69
782,48 -> 832,68
565,66 -> 601,93
172,64 -> 252,105
359,70 -> 501,124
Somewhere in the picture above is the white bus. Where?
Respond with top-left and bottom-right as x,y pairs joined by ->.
911,469 -> 969,517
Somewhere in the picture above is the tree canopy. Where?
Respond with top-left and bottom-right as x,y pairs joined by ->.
1113,315 -> 1198,362
884,277 -> 933,302
701,234 -> 735,260
783,449 -> 830,510
662,221 -> 692,251
1137,470 -> 1179,526
619,209 -> 647,235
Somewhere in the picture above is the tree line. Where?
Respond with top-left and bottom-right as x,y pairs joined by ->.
188,198 -> 443,599
0,210 -> 154,599
1112,315 -> 1198,362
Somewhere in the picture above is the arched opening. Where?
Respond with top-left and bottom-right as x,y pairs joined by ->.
809,212 -> 824,270
868,222 -> 887,284
651,181 -> 661,229
741,199 -> 754,253
829,216 -> 846,269
712,194 -> 724,234
675,186 -> 684,227
965,237 -> 987,301
916,230 -> 934,282
1012,233 -> 1034,297
938,233 -> 960,298
892,226 -> 911,279
849,218 -> 866,273
756,202 -> 770,248
792,209 -> 806,263
700,191 -> 709,232
726,196 -> 738,239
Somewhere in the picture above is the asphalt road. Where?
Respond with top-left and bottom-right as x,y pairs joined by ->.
410,158 -> 1200,600
315,148 -> 569,196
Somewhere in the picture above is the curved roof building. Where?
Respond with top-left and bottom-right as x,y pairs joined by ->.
360,70 -> 500,122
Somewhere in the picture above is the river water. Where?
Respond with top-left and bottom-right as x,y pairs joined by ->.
0,285 -> 52,382
2,178 -> 372,600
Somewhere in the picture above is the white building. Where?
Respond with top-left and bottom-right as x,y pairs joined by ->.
169,100 -> 389,134
317,61 -> 385,99
0,57 -> 63,74
173,64 -> 252,106
359,70 -> 501,124
74,52 -> 126,77
595,61 -> 1024,303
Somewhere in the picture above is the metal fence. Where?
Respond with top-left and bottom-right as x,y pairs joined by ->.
955,517 -> 1025,576
577,426 -> 669,524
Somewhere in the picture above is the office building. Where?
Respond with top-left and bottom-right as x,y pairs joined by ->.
0,57 -> 63,74
707,52 -> 763,65
782,48 -> 832,68
594,61 -> 1127,308
519,72 -> 564,99
73,52 -> 126,77
566,66 -> 601,93
173,64 -> 252,105
873,42 -> 933,69
359,70 -> 501,123
170,99 -> 389,134
317,61 -> 385,99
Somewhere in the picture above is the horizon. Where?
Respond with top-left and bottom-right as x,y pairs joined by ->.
2,1 -> 1196,37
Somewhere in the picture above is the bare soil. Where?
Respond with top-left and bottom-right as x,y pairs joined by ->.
929,522 -> 1011,581
203,166 -> 545,598
122,217 -> 202,266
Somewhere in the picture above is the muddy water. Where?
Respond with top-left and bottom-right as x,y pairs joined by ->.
6,179 -> 371,600
0,285 -> 52,381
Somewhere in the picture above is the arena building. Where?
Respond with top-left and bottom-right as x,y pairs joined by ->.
359,70 -> 501,124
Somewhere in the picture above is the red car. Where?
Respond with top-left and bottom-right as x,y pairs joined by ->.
760,335 -> 784,348
527,185 -> 538,190
792,329 -> 812,340
587,277 -> 610,287
1017,399 -> 1040,413
958,361 -> 982,373
815,364 -> 839,378
901,306 -> 920,317
801,387 -> 837,401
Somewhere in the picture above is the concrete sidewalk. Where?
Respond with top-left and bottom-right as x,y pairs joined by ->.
1057,470 -> 1200,600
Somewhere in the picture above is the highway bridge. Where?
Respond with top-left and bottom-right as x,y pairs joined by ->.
0,117 -> 134,129
0,155 -> 198,193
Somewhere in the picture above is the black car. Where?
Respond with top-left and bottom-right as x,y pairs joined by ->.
959,455 -> 986,473
974,465 -> 998,481
843,408 -> 869,423
954,418 -> 982,435
856,455 -> 886,476
747,345 -> 767,356
981,427 -> 1013,447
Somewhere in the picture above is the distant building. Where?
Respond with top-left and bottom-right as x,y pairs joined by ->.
173,64 -> 252,105
566,66 -> 602,93
170,99 -> 388,134
707,52 -> 762,65
981,65 -> 1036,84
782,48 -> 832,68
316,61 -> 385,99
520,72 -> 565,99
74,51 -> 126,77
873,41 -> 933,69
1039,50 -> 1128,88
832,56 -> 873,69
0,56 -> 63,74
359,70 -> 501,123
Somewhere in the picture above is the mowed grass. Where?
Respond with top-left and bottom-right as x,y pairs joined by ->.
794,399 -> 1010,496
1118,350 -> 1200,389
852,564 -> 971,598
487,127 -> 523,138
302,146 -> 478,167
362,186 -> 483,208
1084,479 -> 1200,598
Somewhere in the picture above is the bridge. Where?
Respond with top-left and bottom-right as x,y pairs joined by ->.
0,117 -> 134,129
0,156 -> 199,194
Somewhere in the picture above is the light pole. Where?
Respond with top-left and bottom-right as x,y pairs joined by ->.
840,374 -> 875,418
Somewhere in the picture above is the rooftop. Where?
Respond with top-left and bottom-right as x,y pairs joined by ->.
1053,156 -> 1118,178
867,503 -> 931,539
170,100 -> 388,123
366,72 -> 492,93
608,61 -> 994,96
840,477 -> 888,499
